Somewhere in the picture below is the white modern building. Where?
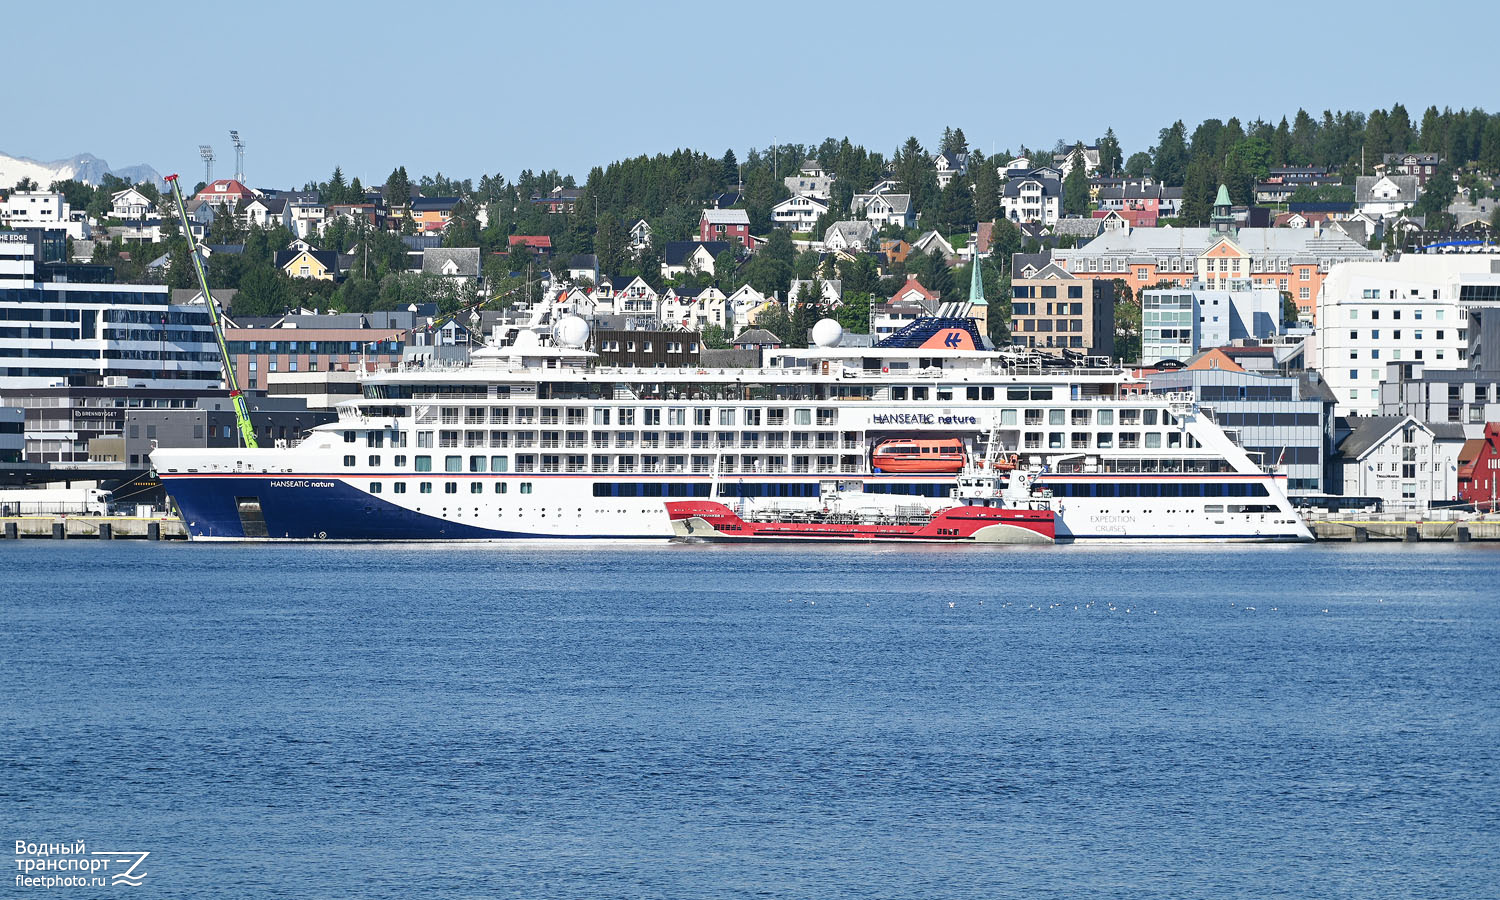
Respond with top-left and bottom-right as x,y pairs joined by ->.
1316,257 -> 1494,415
0,232 -> 221,390
1141,280 -> 1283,365
1,191 -> 91,239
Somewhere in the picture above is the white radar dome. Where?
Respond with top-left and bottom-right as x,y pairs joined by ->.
553,315 -> 591,348
811,318 -> 843,348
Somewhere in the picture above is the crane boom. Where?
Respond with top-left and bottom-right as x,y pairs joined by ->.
163,173 -> 258,449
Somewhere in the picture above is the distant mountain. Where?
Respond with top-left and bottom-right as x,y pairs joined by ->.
0,151 -> 164,190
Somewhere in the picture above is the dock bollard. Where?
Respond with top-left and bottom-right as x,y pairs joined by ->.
1404,525 -> 1420,542
147,522 -> 161,541
1456,525 -> 1471,543
52,522 -> 66,540
1352,526 -> 1368,543
99,522 -> 113,540
4,522 -> 15,540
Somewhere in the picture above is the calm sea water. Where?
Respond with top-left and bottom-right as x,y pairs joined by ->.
2,542 -> 1497,899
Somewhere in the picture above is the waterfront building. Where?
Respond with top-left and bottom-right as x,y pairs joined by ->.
1315,256 -> 1500,416
0,231 -> 221,391
1010,262 -> 1115,357
1141,280 -> 1282,365
1145,368 -> 1335,495
1335,415 -> 1466,510
1457,423 -> 1500,510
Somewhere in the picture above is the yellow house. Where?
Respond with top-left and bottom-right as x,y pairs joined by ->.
276,248 -> 339,281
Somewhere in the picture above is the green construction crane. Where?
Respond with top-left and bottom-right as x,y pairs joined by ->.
163,173 -> 258,448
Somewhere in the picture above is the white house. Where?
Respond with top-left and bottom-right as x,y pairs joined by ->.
823,220 -> 875,253
726,284 -> 770,328
109,187 -> 156,220
1316,256 -> 1489,415
1000,171 -> 1062,226
911,230 -> 955,259
933,151 -> 968,188
629,218 -> 653,251
787,279 -> 842,309
771,195 -> 828,232
241,197 -> 292,231
850,192 -> 913,229
661,240 -> 730,279
1355,175 -> 1420,219
661,285 -> 729,330
613,275 -> 659,317
290,200 -> 326,239
1337,415 -> 1466,510
1000,156 -> 1034,178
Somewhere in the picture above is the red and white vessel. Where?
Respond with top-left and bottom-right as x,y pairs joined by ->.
667,424 -> 1055,544
665,498 -> 1054,544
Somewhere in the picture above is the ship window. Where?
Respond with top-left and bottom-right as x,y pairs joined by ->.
470,456 -> 486,472
520,483 -> 532,494
445,482 -> 457,494
1139,484 -> 1160,497
1095,484 -> 1117,497
1203,484 -> 1224,496
718,408 -> 735,425
394,455 -> 406,467
1049,409 -> 1065,425
470,482 -> 483,494
370,482 -> 382,494
445,456 -> 461,472
415,455 -> 432,472
1049,432 -> 1064,448
394,483 -> 406,494
491,456 -> 508,472
420,482 -> 432,493
1097,410 -> 1113,425
1145,433 -> 1162,449
1143,410 -> 1158,425
343,455 -> 356,466
494,482 -> 507,494
892,387 -> 908,400
1097,433 -> 1113,448
795,409 -> 811,426
912,387 -> 929,401
1118,484 -> 1140,496
1001,409 -> 1017,425
368,455 -> 380,466
344,431 -> 356,443
1160,484 -> 1181,497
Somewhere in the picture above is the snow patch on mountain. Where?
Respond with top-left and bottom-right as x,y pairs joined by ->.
0,151 -> 164,190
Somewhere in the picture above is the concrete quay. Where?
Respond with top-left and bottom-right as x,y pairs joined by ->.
1,515 -> 189,540
1309,517 -> 1500,542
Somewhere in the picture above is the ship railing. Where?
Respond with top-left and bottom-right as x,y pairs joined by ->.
541,463 -> 560,473
618,464 -> 637,474
565,462 -> 587,473
540,440 -> 560,449
565,440 -> 587,448
438,439 -> 459,449
592,461 -> 611,473
843,440 -> 861,450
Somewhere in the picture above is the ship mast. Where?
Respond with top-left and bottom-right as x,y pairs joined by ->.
163,173 -> 258,449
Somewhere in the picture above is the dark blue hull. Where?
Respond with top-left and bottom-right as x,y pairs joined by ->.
164,476 -> 550,540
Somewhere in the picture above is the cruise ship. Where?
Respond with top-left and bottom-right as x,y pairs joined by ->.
151,316 -> 1313,542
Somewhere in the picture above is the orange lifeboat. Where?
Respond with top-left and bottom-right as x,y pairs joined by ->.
871,438 -> 966,474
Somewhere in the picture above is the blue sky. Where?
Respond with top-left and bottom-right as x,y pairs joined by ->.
4,0 -> 1493,188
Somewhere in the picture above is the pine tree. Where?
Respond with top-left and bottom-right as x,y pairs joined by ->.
971,150 -> 1000,224
1272,117 -> 1292,167
1153,121 -> 1188,186
349,176 -> 364,201
721,149 -> 738,188
1179,159 -> 1218,226
1097,128 -> 1123,176
1062,162 -> 1090,217
326,166 -> 348,205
